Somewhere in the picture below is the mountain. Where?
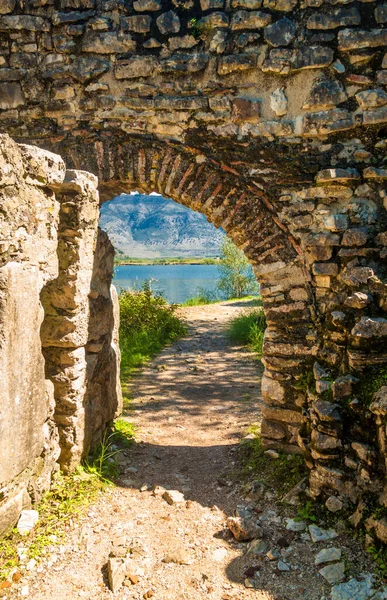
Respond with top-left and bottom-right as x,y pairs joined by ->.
99,193 -> 225,258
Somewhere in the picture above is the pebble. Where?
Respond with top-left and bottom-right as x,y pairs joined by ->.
246,539 -> 267,556
162,549 -> 191,565
17,510 -> 39,536
162,490 -> 185,505
213,547 -> 228,562
277,560 -> 291,571
246,480 -> 266,501
286,518 -> 306,532
319,562 -> 345,584
315,548 -> 342,565
264,450 -> 279,459
309,525 -> 338,543
107,557 -> 126,592
326,496 -> 343,513
226,506 -> 262,542
266,549 -> 281,561
332,59 -> 345,73
331,575 -> 374,600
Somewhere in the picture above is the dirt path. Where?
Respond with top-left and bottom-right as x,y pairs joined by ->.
6,302 -> 380,600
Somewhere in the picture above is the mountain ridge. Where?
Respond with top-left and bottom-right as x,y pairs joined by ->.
99,193 -> 225,258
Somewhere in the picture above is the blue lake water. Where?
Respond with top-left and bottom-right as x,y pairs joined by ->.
113,264 -> 219,304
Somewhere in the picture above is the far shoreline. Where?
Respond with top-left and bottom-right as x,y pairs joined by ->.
114,257 -> 220,266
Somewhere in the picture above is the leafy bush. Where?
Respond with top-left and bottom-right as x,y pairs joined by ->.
228,308 -> 266,357
119,283 -> 186,377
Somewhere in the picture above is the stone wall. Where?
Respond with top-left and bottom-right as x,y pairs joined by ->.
1,0 -> 387,542
0,135 -> 121,535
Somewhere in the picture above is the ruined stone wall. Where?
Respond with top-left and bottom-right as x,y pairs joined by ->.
2,0 -> 387,541
0,135 -> 121,534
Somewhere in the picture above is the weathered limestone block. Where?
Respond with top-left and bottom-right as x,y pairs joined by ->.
303,79 -> 347,110
121,15 -> 152,33
231,10 -> 271,29
262,46 -> 333,73
159,53 -> 209,73
261,373 -> 286,405
338,28 -> 387,52
356,89 -> 387,110
264,17 -> 297,47
0,0 -> 15,14
156,10 -> 180,34
311,430 -> 342,452
218,53 -> 257,75
0,136 -> 63,534
232,0 -> 262,7
0,82 -> 25,109
199,12 -> 229,28
82,31 -> 136,53
0,15 -> 50,31
201,0 -> 224,8
307,7 -> 360,30
352,317 -> 387,339
115,56 -> 156,79
134,0 -> 161,10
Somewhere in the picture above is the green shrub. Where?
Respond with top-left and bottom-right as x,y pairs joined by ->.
119,284 -> 186,378
228,308 -> 266,357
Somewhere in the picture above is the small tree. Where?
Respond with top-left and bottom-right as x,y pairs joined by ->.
216,238 -> 258,299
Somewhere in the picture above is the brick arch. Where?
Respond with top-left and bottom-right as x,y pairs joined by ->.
51,134 -> 318,455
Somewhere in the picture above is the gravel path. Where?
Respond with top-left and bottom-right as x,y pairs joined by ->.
4,301 -> 380,600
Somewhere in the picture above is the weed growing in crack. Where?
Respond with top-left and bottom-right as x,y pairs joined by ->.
367,545 -> 387,578
297,500 -> 317,523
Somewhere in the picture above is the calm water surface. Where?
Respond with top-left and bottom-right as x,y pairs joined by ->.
113,264 -> 219,304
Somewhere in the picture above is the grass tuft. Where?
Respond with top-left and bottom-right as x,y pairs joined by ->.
240,425 -> 307,498
227,308 -> 266,357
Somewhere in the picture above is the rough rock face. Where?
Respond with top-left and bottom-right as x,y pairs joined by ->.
0,135 -> 121,534
1,0 -> 387,542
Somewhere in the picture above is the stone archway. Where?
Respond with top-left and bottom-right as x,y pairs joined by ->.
58,135 -> 317,457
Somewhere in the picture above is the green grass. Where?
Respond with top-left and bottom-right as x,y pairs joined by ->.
182,293 -> 262,307
119,285 -> 187,386
227,308 -> 266,357
0,419 -> 135,581
239,426 -> 307,498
